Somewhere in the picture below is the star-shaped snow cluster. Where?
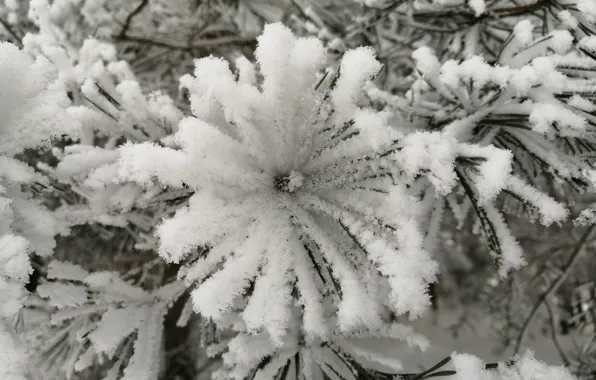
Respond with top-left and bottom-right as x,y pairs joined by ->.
118,23 -> 538,345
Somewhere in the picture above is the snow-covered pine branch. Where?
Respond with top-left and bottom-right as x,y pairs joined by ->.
119,22 -> 438,338
0,40 -> 78,379
21,260 -> 185,380
115,21 -> 577,378
365,25 -> 596,267
3,0 -> 596,378
21,9 -> 186,239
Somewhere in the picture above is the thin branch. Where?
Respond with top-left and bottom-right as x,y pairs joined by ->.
514,225 -> 596,354
545,298 -> 571,366
118,0 -> 149,38
82,95 -> 119,122
112,34 -> 257,52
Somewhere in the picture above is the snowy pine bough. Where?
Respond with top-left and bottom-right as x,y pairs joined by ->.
2,0 -> 596,379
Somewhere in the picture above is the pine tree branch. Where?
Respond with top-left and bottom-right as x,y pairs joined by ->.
514,225 -> 596,354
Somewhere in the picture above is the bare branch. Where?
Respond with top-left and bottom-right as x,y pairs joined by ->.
118,0 -> 149,38
545,298 -> 571,366
514,225 -> 595,354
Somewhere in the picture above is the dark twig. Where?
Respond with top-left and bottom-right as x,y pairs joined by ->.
514,225 -> 596,354
0,18 -> 22,46
545,298 -> 571,366
118,0 -> 149,38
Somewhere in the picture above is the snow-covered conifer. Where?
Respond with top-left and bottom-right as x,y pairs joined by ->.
4,0 -> 596,378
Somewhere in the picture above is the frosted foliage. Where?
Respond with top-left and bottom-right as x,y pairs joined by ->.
31,32 -> 185,233
0,236 -> 30,380
0,235 -> 30,285
120,305 -> 166,380
398,132 -> 459,195
408,46 -> 575,227
452,351 -> 576,380
514,20 -> 534,46
0,42 -> 78,156
89,306 -> 144,357
4,0 -> 596,377
0,42 -> 78,380
120,22 -> 452,343
211,310 -> 430,380
21,260 -> 184,380
577,0 -> 596,18
0,172 -> 61,262
468,0 -> 485,16
47,260 -> 90,282
0,234 -> 30,317
0,324 -> 28,380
